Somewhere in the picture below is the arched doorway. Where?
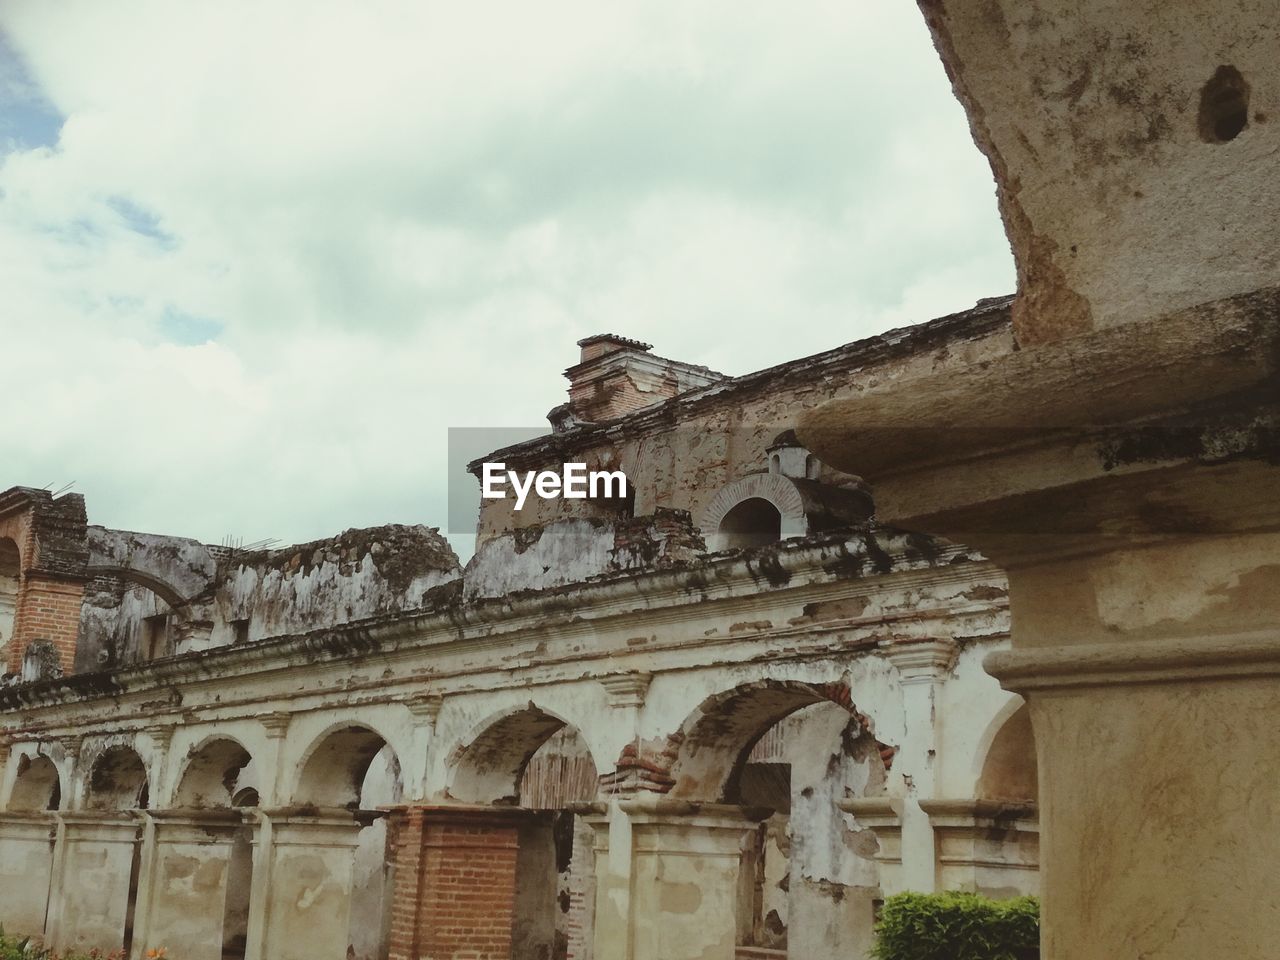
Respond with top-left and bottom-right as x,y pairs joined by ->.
170,737 -> 255,959
293,725 -> 403,960
449,705 -> 601,960
665,680 -> 892,959
77,745 -> 148,955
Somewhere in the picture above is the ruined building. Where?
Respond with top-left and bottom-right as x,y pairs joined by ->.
5,1 -> 1278,958
0,304 -> 1040,960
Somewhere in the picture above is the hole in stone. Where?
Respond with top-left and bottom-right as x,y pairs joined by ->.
1198,65 -> 1249,143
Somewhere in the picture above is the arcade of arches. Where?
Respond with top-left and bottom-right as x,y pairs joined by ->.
0,448 -> 1034,960
5,0 -> 1276,955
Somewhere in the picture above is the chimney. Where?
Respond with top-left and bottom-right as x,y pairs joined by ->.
554,334 -> 728,427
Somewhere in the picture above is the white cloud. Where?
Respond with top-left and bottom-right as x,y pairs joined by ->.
0,0 -> 1013,557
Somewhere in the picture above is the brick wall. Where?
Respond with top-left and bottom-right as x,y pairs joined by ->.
8,575 -> 85,675
387,806 -> 525,960
0,489 -> 88,677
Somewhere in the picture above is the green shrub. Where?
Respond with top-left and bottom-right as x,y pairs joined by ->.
872,891 -> 1039,960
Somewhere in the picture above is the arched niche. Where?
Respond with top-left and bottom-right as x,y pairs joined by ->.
699,473 -> 872,552
719,498 -> 783,549
10,753 -> 62,811
447,703 -> 598,806
700,475 -> 809,551
86,745 -> 150,810
173,737 -> 253,808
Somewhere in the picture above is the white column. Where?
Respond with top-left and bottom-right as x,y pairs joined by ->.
248,809 -> 366,960
590,797 -> 765,960
46,812 -> 141,955
129,809 -> 244,960
884,638 -> 957,892
0,812 -> 57,937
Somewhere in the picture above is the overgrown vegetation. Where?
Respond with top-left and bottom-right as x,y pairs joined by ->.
872,892 -> 1039,960
0,929 -> 168,960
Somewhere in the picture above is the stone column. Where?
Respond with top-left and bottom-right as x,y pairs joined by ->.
245,809 -> 368,960
0,811 -> 57,937
884,638 -> 957,892
985,568 -> 1280,959
918,799 -> 1038,897
46,812 -> 141,956
129,809 -> 243,960
590,797 -> 767,960
239,713 -> 291,959
384,804 -> 528,960
402,694 -> 443,800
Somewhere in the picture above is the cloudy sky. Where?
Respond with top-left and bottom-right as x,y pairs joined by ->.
0,0 -> 1012,559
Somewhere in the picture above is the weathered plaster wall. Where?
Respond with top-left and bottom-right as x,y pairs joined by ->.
75,524 -> 461,672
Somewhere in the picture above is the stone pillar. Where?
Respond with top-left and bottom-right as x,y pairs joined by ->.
403,694 -> 443,800
385,804 -> 527,960
985,562 -> 1280,959
245,809 -> 368,960
0,812 -> 57,937
46,812 -> 141,956
884,638 -> 957,892
918,799 -> 1038,898
254,712 -> 293,807
129,809 -> 243,960
589,797 -> 766,960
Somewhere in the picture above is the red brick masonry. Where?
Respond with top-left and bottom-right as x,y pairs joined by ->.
386,805 -> 530,960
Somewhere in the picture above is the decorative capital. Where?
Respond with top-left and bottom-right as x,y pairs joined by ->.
260,712 -> 292,739
600,672 -> 651,709
405,694 -> 444,726
885,638 -> 958,685
142,724 -> 176,752
59,734 -> 85,760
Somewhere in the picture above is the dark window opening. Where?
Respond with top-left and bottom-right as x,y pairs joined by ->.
141,614 -> 169,661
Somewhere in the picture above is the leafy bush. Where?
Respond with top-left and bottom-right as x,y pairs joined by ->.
872,891 -> 1039,960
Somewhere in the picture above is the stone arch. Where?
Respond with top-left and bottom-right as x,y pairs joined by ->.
9,753 -> 62,810
86,744 -> 150,810
82,563 -> 201,659
700,475 -> 809,550
82,564 -> 189,611
446,703 -> 598,805
173,736 -> 253,808
293,722 -> 402,809
663,679 -> 890,802
977,703 -> 1038,802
